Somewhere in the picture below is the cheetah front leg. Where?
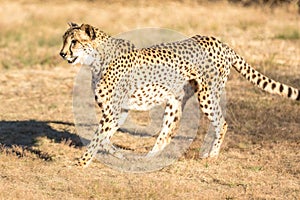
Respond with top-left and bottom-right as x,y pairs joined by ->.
77,104 -> 121,167
146,96 -> 182,157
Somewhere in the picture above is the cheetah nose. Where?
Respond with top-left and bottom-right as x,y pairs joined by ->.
60,51 -> 66,58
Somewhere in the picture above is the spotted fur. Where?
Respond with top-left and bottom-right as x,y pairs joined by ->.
60,23 -> 299,167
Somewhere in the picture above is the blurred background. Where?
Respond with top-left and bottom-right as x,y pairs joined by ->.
0,0 -> 299,70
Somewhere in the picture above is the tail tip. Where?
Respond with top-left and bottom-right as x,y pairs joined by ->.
297,90 -> 300,101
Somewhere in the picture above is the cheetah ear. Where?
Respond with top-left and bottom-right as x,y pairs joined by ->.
80,24 -> 96,40
68,22 -> 79,28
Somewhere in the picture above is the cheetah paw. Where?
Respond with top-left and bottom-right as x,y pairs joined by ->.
145,150 -> 160,158
200,152 -> 219,159
75,153 -> 93,168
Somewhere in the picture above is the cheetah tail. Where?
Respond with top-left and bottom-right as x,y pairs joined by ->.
231,51 -> 300,101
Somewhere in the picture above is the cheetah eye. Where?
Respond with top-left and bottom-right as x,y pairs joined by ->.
71,40 -> 77,45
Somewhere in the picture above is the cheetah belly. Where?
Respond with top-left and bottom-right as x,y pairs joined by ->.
122,84 -> 185,111
124,88 -> 168,111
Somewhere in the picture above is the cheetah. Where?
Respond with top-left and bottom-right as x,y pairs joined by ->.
60,23 -> 299,167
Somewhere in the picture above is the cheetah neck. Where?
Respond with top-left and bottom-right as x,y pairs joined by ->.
89,36 -> 136,90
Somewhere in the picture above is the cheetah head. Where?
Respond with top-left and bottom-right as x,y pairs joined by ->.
60,22 -> 98,65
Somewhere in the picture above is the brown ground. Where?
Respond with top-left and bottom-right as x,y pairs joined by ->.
0,0 -> 299,199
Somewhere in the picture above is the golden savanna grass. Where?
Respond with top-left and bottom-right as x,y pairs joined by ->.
0,0 -> 299,199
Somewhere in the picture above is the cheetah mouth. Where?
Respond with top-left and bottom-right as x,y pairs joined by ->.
68,56 -> 78,64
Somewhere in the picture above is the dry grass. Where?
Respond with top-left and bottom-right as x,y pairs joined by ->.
0,0 -> 299,199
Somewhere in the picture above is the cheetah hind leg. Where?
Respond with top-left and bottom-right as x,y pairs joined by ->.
146,97 -> 182,158
197,89 -> 228,158
200,120 -> 227,158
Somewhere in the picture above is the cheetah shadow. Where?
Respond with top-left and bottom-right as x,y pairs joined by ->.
0,120 -> 83,160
